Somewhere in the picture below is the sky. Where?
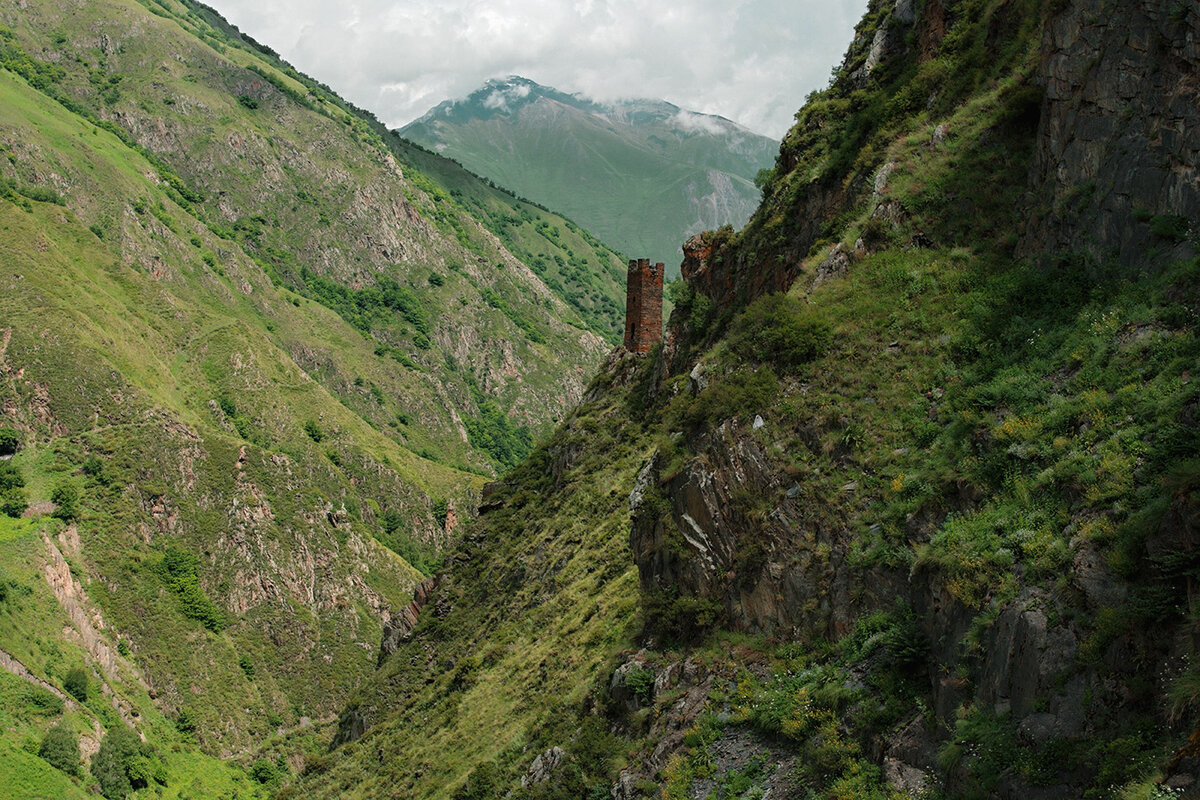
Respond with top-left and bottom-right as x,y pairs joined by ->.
204,0 -> 868,140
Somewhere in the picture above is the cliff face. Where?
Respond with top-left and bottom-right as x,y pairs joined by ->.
1023,0 -> 1200,267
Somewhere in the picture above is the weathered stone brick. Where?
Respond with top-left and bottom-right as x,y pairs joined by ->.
623,258 -> 663,354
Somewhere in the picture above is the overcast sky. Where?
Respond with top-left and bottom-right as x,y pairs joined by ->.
205,0 -> 868,140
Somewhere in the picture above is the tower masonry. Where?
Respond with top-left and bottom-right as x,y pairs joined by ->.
623,258 -> 664,354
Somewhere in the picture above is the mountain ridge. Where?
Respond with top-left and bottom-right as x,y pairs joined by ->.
399,76 -> 779,270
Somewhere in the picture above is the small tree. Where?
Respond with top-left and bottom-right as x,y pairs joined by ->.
63,665 -> 88,703
38,722 -> 81,776
38,719 -> 81,777
0,426 -> 19,456
51,481 -> 79,521
92,725 -> 162,799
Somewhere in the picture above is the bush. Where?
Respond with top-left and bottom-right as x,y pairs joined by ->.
92,725 -> 164,799
0,461 -> 26,517
0,486 -> 26,518
250,757 -> 282,784
63,665 -> 88,702
0,426 -> 19,455
161,545 -> 225,632
50,481 -> 79,520
238,653 -> 255,680
38,722 -> 81,776
303,420 -> 324,442
727,292 -> 832,370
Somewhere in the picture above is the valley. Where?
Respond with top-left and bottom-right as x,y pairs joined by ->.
1,0 -> 1198,798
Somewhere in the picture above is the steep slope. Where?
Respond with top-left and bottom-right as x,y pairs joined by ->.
400,77 -> 779,269
296,1 -> 1200,799
0,0 -> 625,794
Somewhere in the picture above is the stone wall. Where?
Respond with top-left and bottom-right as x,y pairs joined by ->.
623,258 -> 664,354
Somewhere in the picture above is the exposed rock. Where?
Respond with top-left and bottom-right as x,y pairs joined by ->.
977,589 -> 1083,730
521,746 -> 566,787
1021,0 -> 1200,270
812,243 -> 852,289
609,655 -> 653,713
378,577 -> 438,664
883,757 -> 930,795
874,161 -> 897,194
930,123 -> 950,149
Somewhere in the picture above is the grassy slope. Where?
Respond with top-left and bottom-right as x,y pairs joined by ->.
2,0 -> 623,468
0,0 -> 620,794
294,1 -> 1200,798
299,365 -> 650,799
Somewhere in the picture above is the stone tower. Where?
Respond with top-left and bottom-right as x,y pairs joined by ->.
623,258 -> 664,354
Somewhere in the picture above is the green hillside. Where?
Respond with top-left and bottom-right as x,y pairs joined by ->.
0,0 -> 628,795
400,77 -> 779,271
292,0 -> 1200,798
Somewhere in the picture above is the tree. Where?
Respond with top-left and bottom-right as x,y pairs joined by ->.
63,665 -> 88,702
51,481 -> 79,520
38,722 -> 81,776
0,461 -> 26,518
0,426 -> 19,456
92,725 -> 163,799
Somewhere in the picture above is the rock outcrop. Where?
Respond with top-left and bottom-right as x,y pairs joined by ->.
1022,0 -> 1200,268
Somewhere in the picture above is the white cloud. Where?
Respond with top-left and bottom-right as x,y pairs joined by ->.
672,110 -> 725,135
205,0 -> 868,139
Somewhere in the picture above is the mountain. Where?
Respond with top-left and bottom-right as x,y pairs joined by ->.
399,77 -> 780,270
294,0 -> 1200,798
0,0 -> 629,792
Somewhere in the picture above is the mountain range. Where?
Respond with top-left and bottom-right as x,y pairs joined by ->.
399,77 -> 779,270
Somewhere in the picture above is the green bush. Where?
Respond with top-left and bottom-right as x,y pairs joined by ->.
641,589 -> 722,645
250,757 -> 282,784
0,426 -> 19,455
63,665 -> 88,702
238,653 -> 255,680
727,292 -> 832,370
0,486 -> 26,518
303,419 -> 324,442
92,725 -> 165,799
452,761 -> 502,800
160,545 -> 225,632
0,459 -> 27,517
38,722 -> 81,776
50,480 -> 79,520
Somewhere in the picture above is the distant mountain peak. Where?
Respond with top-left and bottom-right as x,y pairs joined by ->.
400,78 -> 780,267
412,76 -> 764,140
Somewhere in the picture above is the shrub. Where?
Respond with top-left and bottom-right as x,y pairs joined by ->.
92,725 -> 164,799
0,460 -> 26,516
50,481 -> 79,520
727,292 -> 832,370
238,653 -> 255,680
452,761 -> 502,800
0,426 -> 19,455
0,486 -> 26,518
175,707 -> 197,738
63,665 -> 88,702
161,545 -> 225,632
38,722 -> 81,776
250,757 -> 281,784
303,420 -> 324,442
642,589 -> 722,645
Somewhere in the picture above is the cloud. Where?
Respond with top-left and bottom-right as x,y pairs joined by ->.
671,110 -> 725,135
205,0 -> 867,139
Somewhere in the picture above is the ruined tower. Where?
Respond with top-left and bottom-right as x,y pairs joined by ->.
623,258 -> 664,354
